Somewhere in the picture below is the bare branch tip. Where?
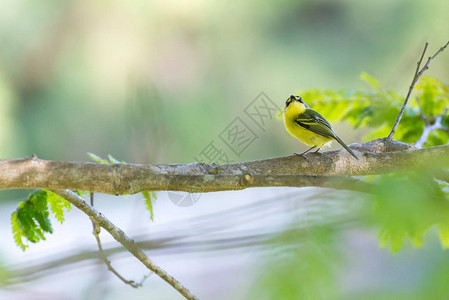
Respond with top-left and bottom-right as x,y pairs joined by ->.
242,173 -> 254,186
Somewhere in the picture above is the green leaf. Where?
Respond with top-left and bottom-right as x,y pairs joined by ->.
29,190 -> 48,213
87,152 -> 107,163
438,222 -> 449,248
420,82 -> 436,116
11,211 -> 27,251
107,154 -> 122,164
372,172 -> 449,252
275,109 -> 283,120
360,72 -> 380,89
45,189 -> 71,223
142,191 -> 157,221
33,210 -> 52,235
88,152 -> 125,164
11,189 -> 72,251
426,129 -> 449,147
16,205 -> 39,243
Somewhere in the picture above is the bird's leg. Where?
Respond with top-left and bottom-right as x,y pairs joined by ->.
313,147 -> 321,153
295,145 -> 316,156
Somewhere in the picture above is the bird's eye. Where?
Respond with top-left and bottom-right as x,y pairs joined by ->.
286,95 -> 295,106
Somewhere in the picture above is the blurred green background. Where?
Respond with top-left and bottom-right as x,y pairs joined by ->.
1,0 -> 448,166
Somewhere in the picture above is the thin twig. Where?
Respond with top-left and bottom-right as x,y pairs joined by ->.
53,190 -> 199,300
415,106 -> 449,149
388,42 -> 428,138
388,41 -> 449,139
415,115 -> 443,149
89,192 -> 150,288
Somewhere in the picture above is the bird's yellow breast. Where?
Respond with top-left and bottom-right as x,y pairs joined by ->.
283,101 -> 331,147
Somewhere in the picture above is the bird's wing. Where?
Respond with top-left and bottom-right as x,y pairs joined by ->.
294,109 -> 336,139
295,109 -> 359,159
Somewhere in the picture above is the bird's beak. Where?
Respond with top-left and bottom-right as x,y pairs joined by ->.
285,95 -> 297,108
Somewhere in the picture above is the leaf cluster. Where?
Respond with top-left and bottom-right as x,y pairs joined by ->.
11,153 -> 158,251
11,189 -> 71,251
301,73 -> 449,146
372,172 -> 449,253
300,74 -> 449,253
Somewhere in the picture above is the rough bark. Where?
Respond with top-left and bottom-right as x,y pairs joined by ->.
1,138 -> 447,194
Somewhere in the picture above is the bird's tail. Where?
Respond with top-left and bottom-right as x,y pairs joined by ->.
333,135 -> 358,159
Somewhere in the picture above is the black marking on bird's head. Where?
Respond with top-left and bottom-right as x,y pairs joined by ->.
285,95 -> 308,108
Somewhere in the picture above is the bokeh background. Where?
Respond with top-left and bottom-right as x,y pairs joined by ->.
1,0 -> 449,299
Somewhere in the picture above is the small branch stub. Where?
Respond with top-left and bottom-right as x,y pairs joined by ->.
244,174 -> 253,184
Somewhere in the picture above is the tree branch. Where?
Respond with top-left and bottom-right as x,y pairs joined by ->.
52,189 -> 199,300
1,139 -> 449,194
415,108 -> 448,149
89,192 -> 150,288
388,41 -> 449,139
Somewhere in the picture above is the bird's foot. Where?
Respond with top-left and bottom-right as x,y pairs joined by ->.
294,152 -> 309,160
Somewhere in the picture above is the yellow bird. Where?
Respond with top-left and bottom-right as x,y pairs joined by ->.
283,95 -> 358,159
